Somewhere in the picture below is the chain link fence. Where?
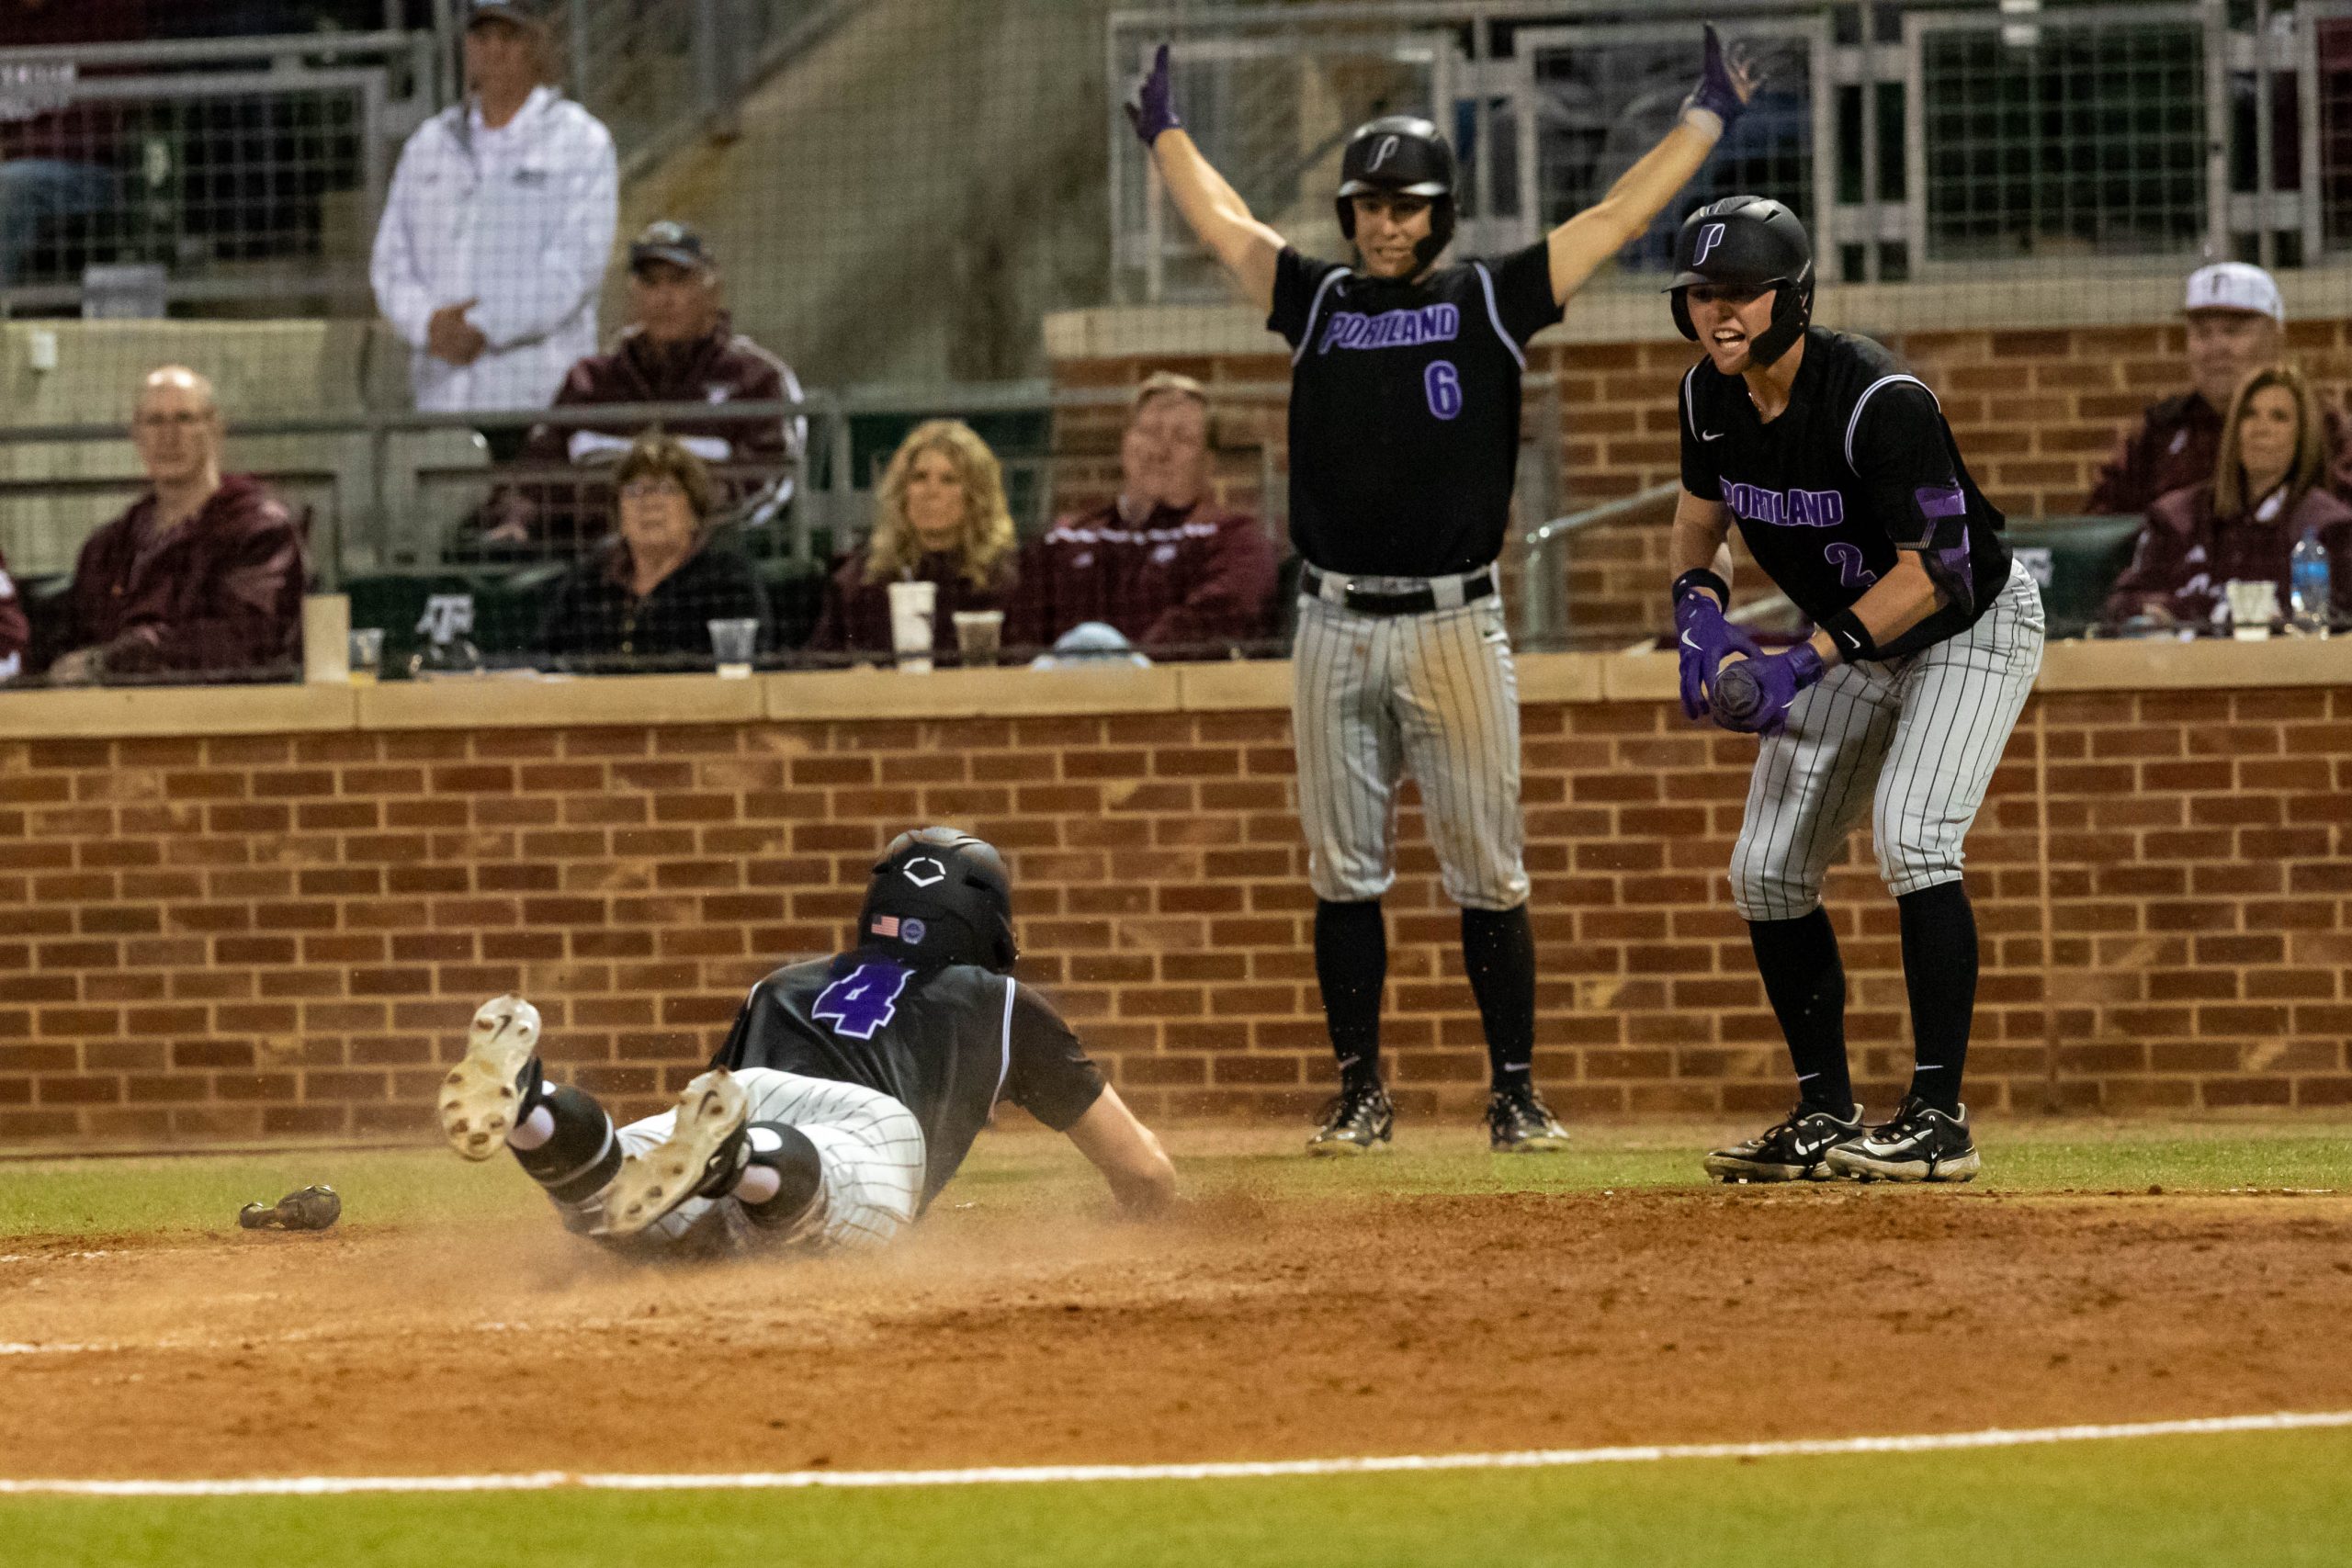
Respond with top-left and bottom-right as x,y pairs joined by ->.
5,3 -> 2352,684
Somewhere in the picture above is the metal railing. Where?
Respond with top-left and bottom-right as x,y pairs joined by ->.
1109,0 -> 2340,303
0,378 -> 1319,579
0,30 -> 441,314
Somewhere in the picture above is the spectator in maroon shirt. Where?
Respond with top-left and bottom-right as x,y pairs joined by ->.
2103,363 -> 2352,630
482,220 -> 806,549
2086,262 -> 2352,515
1008,372 -> 1278,659
806,420 -> 1018,660
49,367 -> 307,682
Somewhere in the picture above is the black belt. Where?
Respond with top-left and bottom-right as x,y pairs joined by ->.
1301,567 -> 1495,616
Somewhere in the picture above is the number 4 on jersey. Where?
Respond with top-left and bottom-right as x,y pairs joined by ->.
813,960 -> 911,1040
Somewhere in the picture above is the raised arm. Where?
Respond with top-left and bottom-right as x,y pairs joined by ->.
1129,45 -> 1283,315
1547,26 -> 1757,305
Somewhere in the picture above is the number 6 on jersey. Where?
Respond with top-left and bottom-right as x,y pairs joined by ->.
1423,359 -> 1464,420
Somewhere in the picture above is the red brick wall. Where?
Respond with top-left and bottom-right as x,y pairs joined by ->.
1051,320 -> 2352,639
4,682 -> 2347,1149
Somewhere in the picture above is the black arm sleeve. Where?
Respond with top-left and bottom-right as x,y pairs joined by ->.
1677,367 -> 1720,499
1488,241 -> 1564,345
1851,381 -> 1978,616
1267,248 -> 1342,349
1000,983 -> 1106,1132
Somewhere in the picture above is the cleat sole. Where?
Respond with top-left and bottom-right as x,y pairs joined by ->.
438,994 -> 542,1161
598,1069 -> 749,1236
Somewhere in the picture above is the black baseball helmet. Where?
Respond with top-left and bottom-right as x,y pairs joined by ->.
1666,195 -> 1815,366
1334,114 -> 1456,271
858,828 -> 1017,973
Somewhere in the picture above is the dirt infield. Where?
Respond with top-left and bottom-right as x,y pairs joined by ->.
4,1146 -> 2350,1483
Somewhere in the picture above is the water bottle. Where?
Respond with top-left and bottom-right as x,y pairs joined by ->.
2290,525 -> 2332,636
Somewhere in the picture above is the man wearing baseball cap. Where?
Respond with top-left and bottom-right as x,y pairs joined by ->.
483,219 -> 807,547
2086,261 -> 2352,513
370,0 -> 617,447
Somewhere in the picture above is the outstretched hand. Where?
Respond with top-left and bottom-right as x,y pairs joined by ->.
1684,23 -> 1759,133
1125,42 -> 1182,146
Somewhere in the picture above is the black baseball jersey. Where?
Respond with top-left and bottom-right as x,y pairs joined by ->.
710,951 -> 1106,1208
1679,326 -> 2013,658
1269,243 -> 1563,578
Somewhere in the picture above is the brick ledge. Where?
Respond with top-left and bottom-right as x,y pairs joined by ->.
0,637 -> 2345,739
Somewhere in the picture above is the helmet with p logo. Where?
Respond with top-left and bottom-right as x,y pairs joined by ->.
1666,195 -> 1815,365
1334,114 -> 1457,270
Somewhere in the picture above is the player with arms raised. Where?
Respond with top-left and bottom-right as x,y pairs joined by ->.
1666,198 -> 2044,1184
1129,28 -> 1754,1155
437,829 -> 1176,1250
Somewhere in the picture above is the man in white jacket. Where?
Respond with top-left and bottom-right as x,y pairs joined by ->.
370,0 -> 617,450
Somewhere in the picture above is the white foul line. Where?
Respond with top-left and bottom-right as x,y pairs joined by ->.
2,1410 -> 2349,1499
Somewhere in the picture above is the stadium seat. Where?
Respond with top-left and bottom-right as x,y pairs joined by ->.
2004,514 -> 2145,638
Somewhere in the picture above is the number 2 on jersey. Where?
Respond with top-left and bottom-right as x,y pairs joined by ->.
1424,360 -> 1463,421
813,960 -> 911,1041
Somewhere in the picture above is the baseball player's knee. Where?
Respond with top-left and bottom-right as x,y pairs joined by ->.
738,1122 -> 824,1231
1871,825 -> 1963,897
1726,857 -> 1822,923
1309,855 -> 1393,903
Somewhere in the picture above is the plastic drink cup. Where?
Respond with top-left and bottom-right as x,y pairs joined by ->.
348,627 -> 384,685
952,609 -> 1004,664
707,617 -> 759,678
887,580 -> 938,672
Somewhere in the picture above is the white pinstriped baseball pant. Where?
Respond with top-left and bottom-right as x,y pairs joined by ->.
1728,557 -> 2045,921
584,1068 -> 926,1253
1291,591 -> 1529,909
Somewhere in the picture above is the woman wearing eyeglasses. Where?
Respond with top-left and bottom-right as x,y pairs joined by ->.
537,431 -> 772,668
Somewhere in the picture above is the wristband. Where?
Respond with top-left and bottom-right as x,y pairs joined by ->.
1671,568 -> 1731,607
1821,607 -> 1879,663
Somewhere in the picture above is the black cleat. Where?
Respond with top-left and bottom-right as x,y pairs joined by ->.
1306,1080 -> 1394,1156
1825,1097 -> 1980,1183
1486,1084 -> 1569,1154
1705,1101 -> 1866,1183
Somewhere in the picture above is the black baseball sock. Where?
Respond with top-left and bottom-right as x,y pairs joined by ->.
1315,898 -> 1386,1090
510,1083 -> 622,1204
1898,880 -> 1977,1114
1747,909 -> 1853,1116
1461,903 -> 1537,1093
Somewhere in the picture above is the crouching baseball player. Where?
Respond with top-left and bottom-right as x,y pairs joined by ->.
1665,197 -> 2044,1184
437,829 -> 1177,1251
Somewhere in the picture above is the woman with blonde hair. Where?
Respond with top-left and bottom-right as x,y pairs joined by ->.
2104,362 -> 2352,629
805,419 -> 1019,657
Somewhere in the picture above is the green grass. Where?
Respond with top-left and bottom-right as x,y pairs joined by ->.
13,1427 -> 2351,1567
1,1120 -> 2345,1240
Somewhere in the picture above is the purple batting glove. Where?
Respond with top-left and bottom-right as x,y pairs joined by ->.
1125,42 -> 1182,145
1682,24 -> 1750,134
1710,643 -> 1826,735
1674,586 -> 1760,722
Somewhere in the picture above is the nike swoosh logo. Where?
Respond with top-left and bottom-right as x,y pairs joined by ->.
1680,631 -> 1699,649
1701,430 -> 1724,442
